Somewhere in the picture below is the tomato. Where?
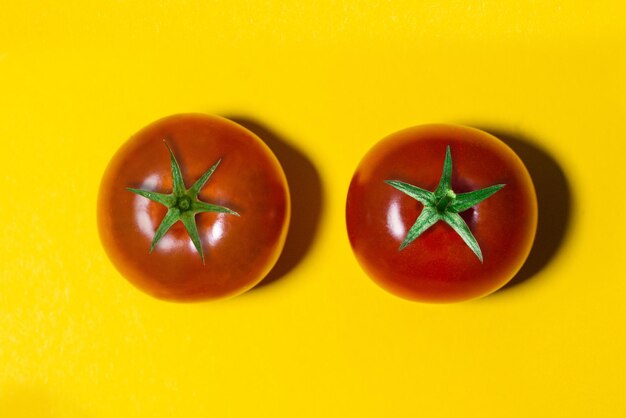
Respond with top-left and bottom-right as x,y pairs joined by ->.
98,114 -> 290,301
346,124 -> 537,303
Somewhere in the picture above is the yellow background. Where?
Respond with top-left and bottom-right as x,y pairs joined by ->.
1,1 -> 625,417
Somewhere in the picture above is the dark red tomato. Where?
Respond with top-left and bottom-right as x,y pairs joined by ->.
98,114 -> 290,301
346,124 -> 537,303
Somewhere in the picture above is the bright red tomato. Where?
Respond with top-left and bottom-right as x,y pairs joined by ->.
98,114 -> 290,301
346,124 -> 537,302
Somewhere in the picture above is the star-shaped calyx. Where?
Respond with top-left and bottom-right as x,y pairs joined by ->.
127,142 -> 239,263
385,146 -> 504,262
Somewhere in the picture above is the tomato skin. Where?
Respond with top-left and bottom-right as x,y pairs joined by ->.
98,114 -> 290,301
346,124 -> 537,303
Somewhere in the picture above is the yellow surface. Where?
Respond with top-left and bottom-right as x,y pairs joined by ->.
1,1 -> 625,417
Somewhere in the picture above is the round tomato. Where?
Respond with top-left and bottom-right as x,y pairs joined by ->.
98,114 -> 290,301
346,124 -> 537,303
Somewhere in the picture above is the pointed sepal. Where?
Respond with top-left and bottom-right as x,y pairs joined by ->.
399,206 -> 440,250
192,200 -> 240,216
150,207 -> 181,252
165,142 -> 186,196
441,212 -> 483,262
127,188 -> 176,206
180,212 -> 204,264
449,184 -> 505,213
434,146 -> 452,198
385,180 -> 435,205
189,159 -> 221,198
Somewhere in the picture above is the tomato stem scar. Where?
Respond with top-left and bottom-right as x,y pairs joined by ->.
385,146 -> 505,263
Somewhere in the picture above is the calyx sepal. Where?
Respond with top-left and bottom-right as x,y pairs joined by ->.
385,146 -> 504,262
127,142 -> 239,263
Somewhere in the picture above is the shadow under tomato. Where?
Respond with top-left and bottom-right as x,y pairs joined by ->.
226,116 -> 324,289
480,127 -> 573,292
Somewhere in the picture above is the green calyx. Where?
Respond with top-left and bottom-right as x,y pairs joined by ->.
385,146 -> 505,262
127,142 -> 239,263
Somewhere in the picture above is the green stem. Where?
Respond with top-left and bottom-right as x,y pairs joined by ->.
177,196 -> 191,211
436,190 -> 456,212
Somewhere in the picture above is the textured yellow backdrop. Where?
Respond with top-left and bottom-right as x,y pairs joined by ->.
1,1 -> 625,417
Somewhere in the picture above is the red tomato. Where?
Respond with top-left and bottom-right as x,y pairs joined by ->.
346,124 -> 537,303
98,114 -> 290,301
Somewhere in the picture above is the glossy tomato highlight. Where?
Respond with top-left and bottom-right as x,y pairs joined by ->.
346,124 -> 537,303
98,114 -> 290,301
